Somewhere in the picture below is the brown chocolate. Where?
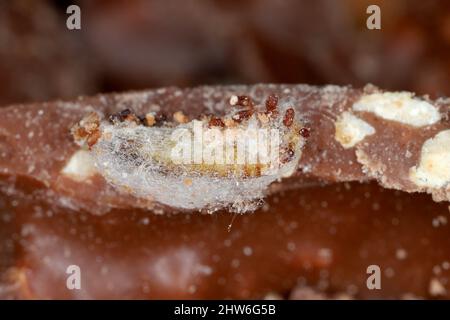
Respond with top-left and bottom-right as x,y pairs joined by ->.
0,84 -> 448,215
1,182 -> 449,299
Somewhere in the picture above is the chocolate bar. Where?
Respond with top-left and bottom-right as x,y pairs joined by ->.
0,84 -> 449,299
0,84 -> 449,213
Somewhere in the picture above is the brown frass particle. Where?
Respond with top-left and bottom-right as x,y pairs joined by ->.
283,108 -> 295,127
208,117 -> 225,128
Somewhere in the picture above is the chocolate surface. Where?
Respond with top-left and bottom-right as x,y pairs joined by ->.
1,182 -> 449,299
0,84 -> 449,299
0,1 -> 97,106
0,84 -> 449,214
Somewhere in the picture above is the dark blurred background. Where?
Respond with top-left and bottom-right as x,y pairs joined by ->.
1,0 -> 450,106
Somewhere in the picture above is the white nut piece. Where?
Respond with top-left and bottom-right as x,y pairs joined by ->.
353,92 -> 441,127
335,112 -> 375,149
61,150 -> 97,181
409,130 -> 450,188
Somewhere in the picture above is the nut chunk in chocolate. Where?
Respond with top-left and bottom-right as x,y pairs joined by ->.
0,84 -> 448,216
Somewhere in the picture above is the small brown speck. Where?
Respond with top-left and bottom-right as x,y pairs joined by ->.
155,113 -> 167,123
87,130 -> 101,148
231,95 -> 253,108
137,115 -> 146,124
232,109 -> 253,123
109,109 -> 132,123
280,147 -> 295,164
283,108 -> 295,127
265,94 -> 278,112
73,112 -> 100,145
184,178 -> 193,186
299,127 -> 310,138
120,109 -> 131,117
124,114 -> 140,124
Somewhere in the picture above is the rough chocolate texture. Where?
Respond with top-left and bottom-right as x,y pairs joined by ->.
0,84 -> 449,214
1,84 -> 450,299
